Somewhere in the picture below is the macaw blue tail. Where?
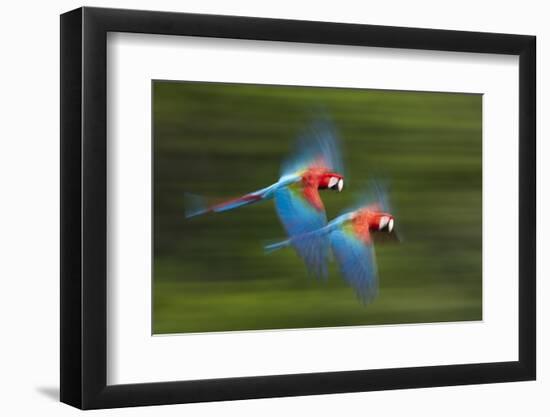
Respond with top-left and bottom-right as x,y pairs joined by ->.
184,183 -> 280,219
184,193 -> 210,218
264,239 -> 291,253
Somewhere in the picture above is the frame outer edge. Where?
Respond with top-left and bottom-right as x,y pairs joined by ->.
518,35 -> 536,379
60,7 -> 84,409
59,6 -> 537,409
80,6 -> 109,409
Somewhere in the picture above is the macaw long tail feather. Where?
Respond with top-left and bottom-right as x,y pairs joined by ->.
184,193 -> 209,218
264,239 -> 291,253
184,184 -> 276,219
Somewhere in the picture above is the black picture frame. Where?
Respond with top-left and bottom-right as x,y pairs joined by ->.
60,6 -> 536,410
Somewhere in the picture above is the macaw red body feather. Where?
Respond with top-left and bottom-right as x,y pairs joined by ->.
350,212 -> 373,244
300,168 -> 325,212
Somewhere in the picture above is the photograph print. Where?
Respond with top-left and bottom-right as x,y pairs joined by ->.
153,80 -> 482,335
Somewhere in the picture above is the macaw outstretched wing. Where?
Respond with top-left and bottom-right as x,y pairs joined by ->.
272,118 -> 343,277
274,184 -> 329,278
280,117 -> 343,178
330,224 -> 378,303
342,181 -> 390,215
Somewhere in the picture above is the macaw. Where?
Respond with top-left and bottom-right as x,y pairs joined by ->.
185,119 -> 345,276
265,183 -> 397,303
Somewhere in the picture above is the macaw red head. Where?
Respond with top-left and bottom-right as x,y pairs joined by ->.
368,211 -> 395,233
317,172 -> 344,192
354,208 -> 395,237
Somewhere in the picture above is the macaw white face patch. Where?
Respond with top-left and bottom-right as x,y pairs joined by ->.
379,216 -> 390,230
328,177 -> 339,188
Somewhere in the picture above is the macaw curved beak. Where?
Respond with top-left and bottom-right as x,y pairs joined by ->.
327,177 -> 344,192
378,216 -> 394,232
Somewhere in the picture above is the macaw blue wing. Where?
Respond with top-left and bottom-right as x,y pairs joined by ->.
274,184 -> 329,278
281,117 -> 344,177
369,180 -> 392,213
339,182 -> 387,217
330,226 -> 379,304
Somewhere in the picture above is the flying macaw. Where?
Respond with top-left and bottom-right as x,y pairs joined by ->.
265,183 -> 397,303
185,119 -> 345,276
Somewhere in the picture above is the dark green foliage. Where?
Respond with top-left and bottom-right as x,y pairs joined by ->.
153,81 -> 482,334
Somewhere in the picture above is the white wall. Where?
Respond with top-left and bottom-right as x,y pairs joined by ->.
0,0 -> 545,415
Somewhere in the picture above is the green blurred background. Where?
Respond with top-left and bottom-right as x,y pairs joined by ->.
153,81 -> 482,334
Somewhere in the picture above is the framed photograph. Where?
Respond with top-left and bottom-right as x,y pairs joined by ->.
60,6 -> 536,409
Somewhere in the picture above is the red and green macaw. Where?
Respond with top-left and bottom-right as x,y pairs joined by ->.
266,183 -> 397,303
185,119 -> 345,275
